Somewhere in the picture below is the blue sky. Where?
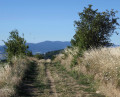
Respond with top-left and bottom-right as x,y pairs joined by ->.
0,0 -> 120,45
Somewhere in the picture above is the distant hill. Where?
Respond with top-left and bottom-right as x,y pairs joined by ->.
27,41 -> 71,54
0,41 -> 71,55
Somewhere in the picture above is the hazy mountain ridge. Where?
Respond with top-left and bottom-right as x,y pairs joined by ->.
27,41 -> 71,54
0,41 -> 119,59
0,41 -> 71,55
0,42 -> 119,55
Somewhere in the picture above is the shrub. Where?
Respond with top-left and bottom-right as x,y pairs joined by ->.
34,54 -> 44,59
71,5 -> 119,51
26,51 -> 33,57
3,30 -> 29,61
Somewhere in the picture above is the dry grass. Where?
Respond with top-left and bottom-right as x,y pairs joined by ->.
49,63 -> 88,97
55,47 -> 120,97
82,47 -> 120,97
54,47 -> 78,72
0,56 -> 31,97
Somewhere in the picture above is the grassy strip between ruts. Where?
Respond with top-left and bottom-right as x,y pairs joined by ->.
52,62 -> 105,97
35,62 -> 53,97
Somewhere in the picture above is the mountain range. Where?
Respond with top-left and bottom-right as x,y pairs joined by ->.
0,41 -> 71,54
0,41 -> 119,60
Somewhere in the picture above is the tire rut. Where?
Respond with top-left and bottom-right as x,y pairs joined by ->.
16,61 -> 39,97
15,60 -> 104,97
16,60 -> 58,97
45,63 -> 58,97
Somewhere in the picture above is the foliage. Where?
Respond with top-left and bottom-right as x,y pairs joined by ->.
26,51 -> 33,57
34,53 -> 44,59
71,5 -> 119,51
44,49 -> 63,59
3,30 -> 29,60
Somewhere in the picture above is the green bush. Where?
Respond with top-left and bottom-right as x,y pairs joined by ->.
26,51 -> 33,57
44,49 -> 62,59
34,54 -> 44,59
71,5 -> 119,52
3,30 -> 29,61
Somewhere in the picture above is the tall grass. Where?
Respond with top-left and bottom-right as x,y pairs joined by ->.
0,56 -> 31,97
55,47 -> 120,97
82,47 -> 120,97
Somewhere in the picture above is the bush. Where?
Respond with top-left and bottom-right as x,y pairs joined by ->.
34,54 -> 44,59
3,30 -> 29,61
26,51 -> 33,57
71,5 -> 119,51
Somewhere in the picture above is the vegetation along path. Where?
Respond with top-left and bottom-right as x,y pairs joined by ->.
15,59 -> 105,97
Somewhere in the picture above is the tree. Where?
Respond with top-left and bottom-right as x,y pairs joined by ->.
71,5 -> 119,51
26,51 -> 33,57
3,30 -> 29,60
34,53 -> 44,59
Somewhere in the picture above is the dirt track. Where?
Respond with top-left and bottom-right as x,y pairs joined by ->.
45,64 -> 58,97
16,60 -> 105,97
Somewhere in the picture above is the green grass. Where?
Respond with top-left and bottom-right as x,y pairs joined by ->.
54,62 -> 94,86
34,63 -> 51,92
53,62 -> 105,97
16,61 -> 52,97
15,61 -> 37,96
